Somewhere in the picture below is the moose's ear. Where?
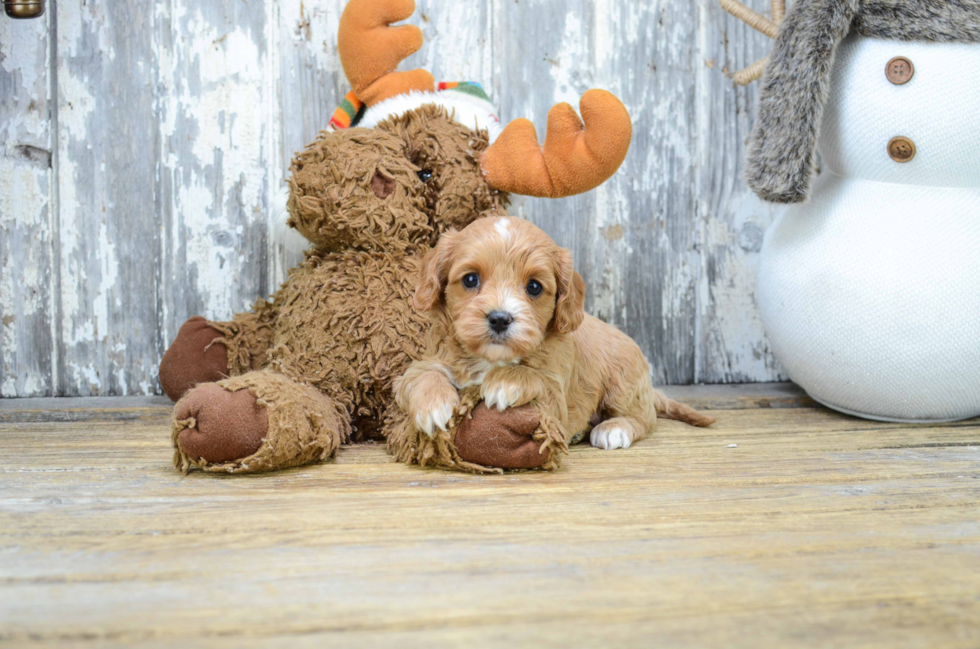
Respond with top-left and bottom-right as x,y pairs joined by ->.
551,248 -> 585,334
414,231 -> 457,312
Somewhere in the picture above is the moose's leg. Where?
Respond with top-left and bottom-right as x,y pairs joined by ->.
453,366 -> 571,471
453,403 -> 551,469
386,398 -> 552,471
387,389 -> 567,472
158,317 -> 229,401
159,302 -> 276,402
172,370 -> 350,474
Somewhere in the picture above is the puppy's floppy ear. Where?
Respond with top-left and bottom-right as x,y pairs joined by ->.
414,230 -> 457,312
552,248 -> 586,334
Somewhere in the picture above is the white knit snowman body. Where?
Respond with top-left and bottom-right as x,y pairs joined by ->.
758,34 -> 980,422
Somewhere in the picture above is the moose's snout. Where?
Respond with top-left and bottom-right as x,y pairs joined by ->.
487,311 -> 514,334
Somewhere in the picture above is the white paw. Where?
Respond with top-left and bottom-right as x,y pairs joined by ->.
414,398 -> 457,437
590,426 -> 632,450
482,381 -> 522,411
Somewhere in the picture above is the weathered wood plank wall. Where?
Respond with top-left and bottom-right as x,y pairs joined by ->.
0,0 -> 787,396
0,11 -> 54,396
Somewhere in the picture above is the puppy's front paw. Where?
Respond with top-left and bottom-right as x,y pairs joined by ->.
411,389 -> 460,437
590,424 -> 632,450
481,378 -> 526,412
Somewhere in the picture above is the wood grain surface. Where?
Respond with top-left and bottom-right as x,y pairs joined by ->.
1,387 -> 978,647
0,0 -> 789,396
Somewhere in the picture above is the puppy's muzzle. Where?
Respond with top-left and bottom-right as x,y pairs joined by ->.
487,310 -> 514,337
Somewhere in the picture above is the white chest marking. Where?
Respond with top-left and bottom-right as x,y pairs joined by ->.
454,358 -> 519,388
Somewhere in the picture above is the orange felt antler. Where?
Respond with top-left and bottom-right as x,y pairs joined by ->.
338,0 -> 435,106
480,90 -> 632,198
719,0 -> 785,85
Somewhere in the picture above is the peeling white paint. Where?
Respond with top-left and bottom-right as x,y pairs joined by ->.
93,219 -> 119,343
590,184 -> 623,323
549,11 -> 588,106
0,8 -> 52,397
55,74 -> 95,142
70,362 -> 102,392
701,191 -> 787,380
159,7 -> 270,320
0,159 -> 44,229
694,0 -> 787,382
280,0 -> 344,74
592,0 -> 615,72
0,16 -> 45,92
415,0 -> 493,83
57,1 -> 101,354
57,0 -> 110,60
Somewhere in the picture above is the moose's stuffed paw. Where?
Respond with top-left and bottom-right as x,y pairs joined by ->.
173,383 -> 268,465
454,402 -> 550,469
159,317 -> 229,401
172,371 -> 349,474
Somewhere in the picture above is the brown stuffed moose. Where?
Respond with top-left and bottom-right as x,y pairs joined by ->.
159,0 -> 632,474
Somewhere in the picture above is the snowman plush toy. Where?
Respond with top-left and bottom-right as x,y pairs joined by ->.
722,0 -> 980,422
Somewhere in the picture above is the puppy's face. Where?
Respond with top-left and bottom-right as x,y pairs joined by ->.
415,217 -> 585,362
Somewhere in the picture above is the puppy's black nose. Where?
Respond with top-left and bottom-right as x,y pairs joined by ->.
487,311 -> 513,334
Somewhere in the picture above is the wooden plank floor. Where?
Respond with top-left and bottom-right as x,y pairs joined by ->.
1,385 -> 978,648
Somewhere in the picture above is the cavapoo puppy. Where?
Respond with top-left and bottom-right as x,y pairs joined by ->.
395,216 -> 715,455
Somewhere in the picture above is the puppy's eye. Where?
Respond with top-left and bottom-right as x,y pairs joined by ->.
417,169 -> 433,183
462,273 -> 480,289
526,279 -> 543,297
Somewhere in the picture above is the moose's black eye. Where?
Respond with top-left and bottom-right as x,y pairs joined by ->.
417,169 -> 433,183
526,279 -> 543,297
462,273 -> 480,289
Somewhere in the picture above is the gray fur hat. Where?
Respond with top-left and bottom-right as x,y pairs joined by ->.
746,0 -> 980,203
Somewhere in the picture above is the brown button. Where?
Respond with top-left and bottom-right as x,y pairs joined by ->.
886,56 -> 914,85
888,136 -> 916,163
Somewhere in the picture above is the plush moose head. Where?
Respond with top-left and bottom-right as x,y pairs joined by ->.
285,0 -> 633,253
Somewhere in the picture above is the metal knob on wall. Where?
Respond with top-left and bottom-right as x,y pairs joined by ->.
5,0 -> 45,19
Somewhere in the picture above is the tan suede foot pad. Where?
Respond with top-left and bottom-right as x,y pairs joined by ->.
174,383 -> 269,465
159,316 -> 229,402
455,403 -> 549,469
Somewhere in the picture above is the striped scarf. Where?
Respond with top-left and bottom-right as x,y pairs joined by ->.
328,81 -> 492,130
